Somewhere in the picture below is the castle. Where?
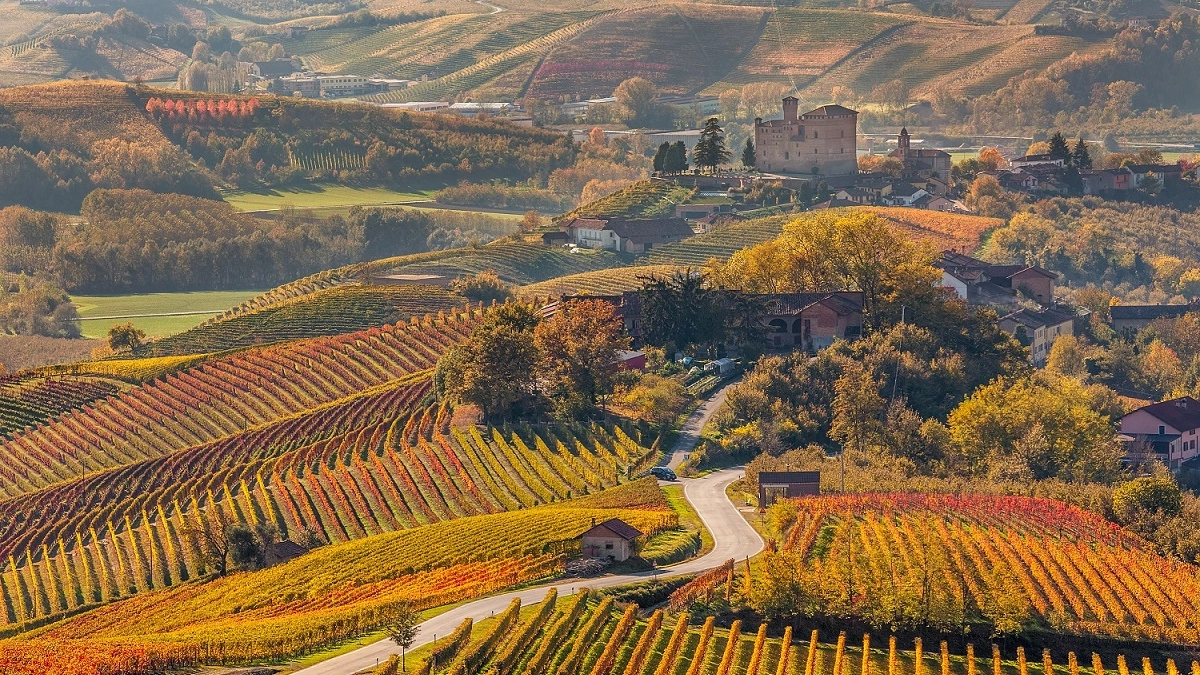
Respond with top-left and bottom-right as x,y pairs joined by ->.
753,97 -> 858,176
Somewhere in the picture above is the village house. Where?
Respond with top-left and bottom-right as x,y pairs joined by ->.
760,292 -> 865,351
935,251 -> 1057,306
1109,303 -> 1196,335
997,306 -> 1077,366
1119,397 -> 1200,470
1009,153 -> 1064,169
581,518 -> 642,562
558,217 -> 695,253
754,98 -> 858,176
883,182 -> 928,207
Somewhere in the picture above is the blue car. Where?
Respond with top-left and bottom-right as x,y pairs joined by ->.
649,466 -> 677,481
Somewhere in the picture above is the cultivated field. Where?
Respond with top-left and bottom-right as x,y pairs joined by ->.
223,185 -> 436,213
518,264 -> 684,298
645,215 -> 790,266
861,206 -> 1001,252
72,290 -> 265,339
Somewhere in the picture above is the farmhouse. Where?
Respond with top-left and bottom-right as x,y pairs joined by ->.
757,471 -> 820,507
935,251 -> 1056,306
754,98 -> 858,176
559,217 -> 694,253
581,518 -> 642,562
761,292 -> 864,351
1119,397 -> 1200,470
997,307 -> 1076,366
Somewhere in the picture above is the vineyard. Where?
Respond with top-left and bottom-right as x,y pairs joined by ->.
145,284 -> 465,356
518,265 -> 685,299
645,216 -> 790,266
860,207 -> 1002,253
767,493 -> 1200,644
0,306 -> 484,499
0,370 -> 663,627
5,480 -> 675,670
557,182 -> 695,222
0,375 -> 120,439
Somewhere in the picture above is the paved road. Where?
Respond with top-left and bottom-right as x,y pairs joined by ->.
291,468 -> 762,675
664,379 -> 738,470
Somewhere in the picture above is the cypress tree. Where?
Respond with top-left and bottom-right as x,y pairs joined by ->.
742,137 -> 756,168
653,142 -> 670,173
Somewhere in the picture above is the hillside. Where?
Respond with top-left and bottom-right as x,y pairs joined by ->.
0,81 -> 575,212
764,492 -> 1200,643
9,480 -> 675,668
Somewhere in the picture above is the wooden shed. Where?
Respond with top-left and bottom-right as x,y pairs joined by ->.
757,471 -> 820,507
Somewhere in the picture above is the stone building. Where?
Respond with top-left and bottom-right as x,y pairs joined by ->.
753,98 -> 858,176
888,128 -> 951,179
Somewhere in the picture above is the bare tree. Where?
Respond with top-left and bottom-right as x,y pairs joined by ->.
183,509 -> 234,576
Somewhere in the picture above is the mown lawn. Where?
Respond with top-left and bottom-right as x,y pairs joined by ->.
71,290 -> 264,338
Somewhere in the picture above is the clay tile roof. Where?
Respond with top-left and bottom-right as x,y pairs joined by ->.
1131,397 -> 1200,432
588,518 -> 643,540
803,104 -> 858,116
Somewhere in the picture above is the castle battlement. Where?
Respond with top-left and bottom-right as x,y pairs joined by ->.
754,97 -> 858,176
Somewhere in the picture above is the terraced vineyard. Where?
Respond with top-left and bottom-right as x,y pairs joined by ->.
557,181 -> 694,222
205,243 -> 621,327
772,493 -> 1200,644
0,309 -> 483,499
0,375 -> 120,439
713,9 -> 907,87
862,206 -> 1001,252
9,481 -> 676,670
145,284 -> 466,356
363,12 -> 611,103
0,380 -> 662,627
518,265 -> 684,298
645,216 -> 789,265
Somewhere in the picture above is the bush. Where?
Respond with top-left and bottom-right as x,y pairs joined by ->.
1113,475 -> 1183,520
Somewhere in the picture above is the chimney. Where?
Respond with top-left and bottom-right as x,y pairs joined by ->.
590,517 -> 596,527
782,96 -> 798,124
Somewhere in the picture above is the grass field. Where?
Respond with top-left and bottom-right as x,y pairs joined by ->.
223,184 -> 437,212
72,290 -> 265,338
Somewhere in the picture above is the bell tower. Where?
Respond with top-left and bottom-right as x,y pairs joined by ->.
898,127 -> 911,156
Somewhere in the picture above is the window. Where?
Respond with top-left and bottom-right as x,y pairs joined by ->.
1160,425 -> 1166,435
841,130 -> 845,137
605,543 -> 613,550
814,131 -> 818,138
785,152 -> 789,159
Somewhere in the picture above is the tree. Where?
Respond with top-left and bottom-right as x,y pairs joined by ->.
184,509 -> 234,576
108,322 -> 146,354
718,88 -> 742,120
227,524 -> 266,570
664,141 -> 688,175
381,601 -> 422,672
533,299 -> 630,417
619,375 -> 687,427
437,304 -> 541,421
653,142 -> 670,173
692,118 -> 731,175
1071,138 -> 1092,170
613,77 -> 660,127
741,138 -> 756,169
520,210 -> 542,233
829,361 -> 886,454
978,147 -> 1005,171
451,270 -> 513,303
637,270 -> 724,352
1113,476 -> 1183,520
1047,132 -> 1071,163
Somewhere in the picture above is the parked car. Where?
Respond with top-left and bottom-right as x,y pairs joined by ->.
649,466 -> 677,481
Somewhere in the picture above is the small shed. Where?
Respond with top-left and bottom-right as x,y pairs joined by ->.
616,350 -> 646,371
757,471 -> 820,507
581,517 -> 642,562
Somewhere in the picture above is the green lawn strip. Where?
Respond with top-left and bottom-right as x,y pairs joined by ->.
71,290 -> 265,338
662,485 -> 714,556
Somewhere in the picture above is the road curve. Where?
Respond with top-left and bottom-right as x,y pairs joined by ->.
664,379 -> 738,470
291,469 -> 763,675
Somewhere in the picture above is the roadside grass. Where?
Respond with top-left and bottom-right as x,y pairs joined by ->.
71,290 -> 265,338
662,485 -> 714,556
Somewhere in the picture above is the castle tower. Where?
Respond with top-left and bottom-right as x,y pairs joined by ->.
782,96 -> 798,124
898,127 -> 911,156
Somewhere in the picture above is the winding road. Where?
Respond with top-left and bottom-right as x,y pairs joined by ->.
293,388 -> 759,675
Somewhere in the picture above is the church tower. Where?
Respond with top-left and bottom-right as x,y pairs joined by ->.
898,127 -> 911,156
